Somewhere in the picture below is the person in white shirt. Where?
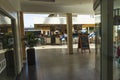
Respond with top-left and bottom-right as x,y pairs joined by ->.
64,32 -> 67,42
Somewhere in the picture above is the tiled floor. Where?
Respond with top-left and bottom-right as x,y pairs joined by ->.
0,69 -> 16,80
16,44 -> 98,80
1,44 -> 120,80
113,58 -> 120,80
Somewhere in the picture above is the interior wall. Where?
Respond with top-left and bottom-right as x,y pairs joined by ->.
0,0 -> 23,74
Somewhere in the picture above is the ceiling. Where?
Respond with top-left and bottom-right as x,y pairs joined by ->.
20,0 -> 94,14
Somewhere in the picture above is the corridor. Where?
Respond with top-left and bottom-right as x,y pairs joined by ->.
16,45 -> 97,80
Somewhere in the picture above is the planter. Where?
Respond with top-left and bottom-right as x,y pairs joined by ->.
27,48 -> 36,65
5,50 -> 15,76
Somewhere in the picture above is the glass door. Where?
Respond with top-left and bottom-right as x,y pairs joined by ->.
113,0 -> 120,79
94,5 -> 101,80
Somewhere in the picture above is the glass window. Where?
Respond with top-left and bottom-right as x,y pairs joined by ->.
0,11 -> 15,80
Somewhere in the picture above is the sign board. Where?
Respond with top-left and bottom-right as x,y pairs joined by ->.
78,33 -> 90,53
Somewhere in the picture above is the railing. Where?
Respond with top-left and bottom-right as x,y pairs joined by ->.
0,49 -> 7,74
0,59 -> 6,74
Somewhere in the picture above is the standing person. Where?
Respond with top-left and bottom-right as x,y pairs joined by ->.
117,45 -> 120,67
40,34 -> 45,45
60,32 -> 64,41
64,32 -> 67,43
117,46 -> 120,57
60,32 -> 65,44
51,32 -> 55,45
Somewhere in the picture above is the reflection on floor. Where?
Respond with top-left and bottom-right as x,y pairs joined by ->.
113,58 -> 120,80
0,69 -> 16,80
1,44 -> 120,80
17,44 -> 98,80
35,43 -> 95,49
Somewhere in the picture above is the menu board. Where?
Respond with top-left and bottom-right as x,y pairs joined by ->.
78,33 -> 90,53
80,35 -> 89,48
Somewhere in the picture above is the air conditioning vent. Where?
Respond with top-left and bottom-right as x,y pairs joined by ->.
30,0 -> 55,2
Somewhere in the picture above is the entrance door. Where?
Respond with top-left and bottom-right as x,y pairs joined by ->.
113,1 -> 120,79
94,5 -> 101,80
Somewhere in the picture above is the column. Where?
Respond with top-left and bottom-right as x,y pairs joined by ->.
101,0 -> 113,80
20,11 -> 26,60
66,13 -> 73,54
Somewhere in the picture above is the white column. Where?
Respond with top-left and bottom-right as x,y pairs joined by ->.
66,13 -> 73,54
20,11 -> 26,60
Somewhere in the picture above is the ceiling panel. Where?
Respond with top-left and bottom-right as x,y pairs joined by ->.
20,0 -> 94,14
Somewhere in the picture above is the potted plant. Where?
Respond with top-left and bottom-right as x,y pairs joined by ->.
24,32 -> 38,65
2,32 -> 15,76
